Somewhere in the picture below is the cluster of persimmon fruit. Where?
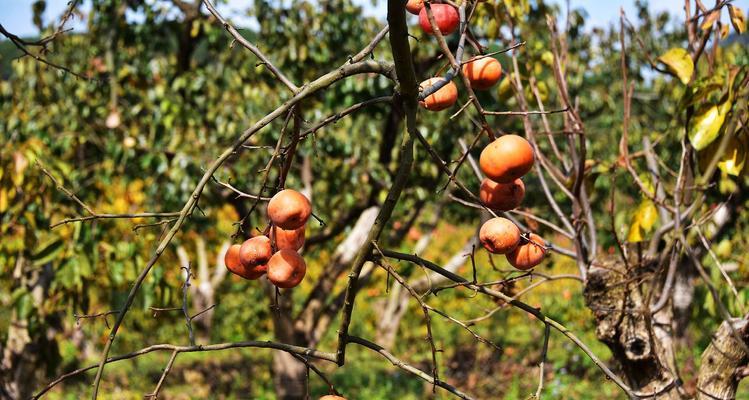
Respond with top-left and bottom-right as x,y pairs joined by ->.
405,0 -> 546,270
406,0 -> 501,110
224,189 -> 312,289
478,134 -> 547,269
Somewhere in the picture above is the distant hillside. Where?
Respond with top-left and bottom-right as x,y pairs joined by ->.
724,32 -> 749,46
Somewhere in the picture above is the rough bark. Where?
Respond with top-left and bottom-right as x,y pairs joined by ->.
268,280 -> 308,400
696,318 -> 749,400
584,256 -> 681,399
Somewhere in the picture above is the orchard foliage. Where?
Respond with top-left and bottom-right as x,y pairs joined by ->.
1,0 -> 749,398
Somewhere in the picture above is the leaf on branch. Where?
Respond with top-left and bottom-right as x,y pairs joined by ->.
627,200 -> 658,243
700,10 -> 720,31
657,48 -> 694,85
729,5 -> 746,34
688,100 -> 731,150
717,135 -> 747,176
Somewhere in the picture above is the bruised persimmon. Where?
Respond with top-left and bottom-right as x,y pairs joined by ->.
479,134 -> 535,183
462,56 -> 502,90
479,217 -> 521,254
418,4 -> 459,35
479,178 -> 525,211
239,235 -> 272,270
405,0 -> 423,15
267,249 -> 307,289
267,189 -> 312,230
506,233 -> 546,270
419,78 -> 458,111
271,225 -> 306,251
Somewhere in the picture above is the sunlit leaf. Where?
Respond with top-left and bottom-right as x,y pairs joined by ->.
689,100 -> 731,150
701,10 -> 720,31
627,220 -> 643,242
657,48 -> 694,84
717,135 -> 747,176
638,201 -> 658,231
729,5 -> 746,34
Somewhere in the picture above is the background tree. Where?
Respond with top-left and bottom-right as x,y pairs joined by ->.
1,0 -> 749,399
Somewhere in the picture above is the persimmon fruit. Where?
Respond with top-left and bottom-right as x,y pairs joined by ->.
225,244 -> 265,280
239,235 -> 272,271
224,244 -> 243,275
479,134 -> 535,183
267,249 -> 307,289
319,396 -> 347,400
462,56 -> 502,90
506,233 -> 546,270
267,189 -> 312,230
419,78 -> 458,111
271,225 -> 306,251
418,4 -> 459,36
479,217 -> 521,254
405,0 -> 423,15
479,178 -> 525,211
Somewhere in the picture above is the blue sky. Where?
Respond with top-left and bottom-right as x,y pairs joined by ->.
1,0 -> 748,37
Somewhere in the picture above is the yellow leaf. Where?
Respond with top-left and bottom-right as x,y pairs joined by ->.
628,200 -> 659,242
637,200 -> 658,232
717,135 -> 747,176
0,189 -> 7,213
729,5 -> 746,34
190,21 -> 200,38
627,220 -> 643,243
689,100 -> 731,150
658,48 -> 694,84
701,10 -> 720,31
497,75 -> 514,101
721,23 -> 730,39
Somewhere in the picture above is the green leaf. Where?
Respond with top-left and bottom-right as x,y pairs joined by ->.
688,100 -> 731,150
32,237 -> 64,266
657,48 -> 694,84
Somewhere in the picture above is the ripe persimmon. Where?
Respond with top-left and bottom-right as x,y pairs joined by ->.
406,0 -> 423,15
267,249 -> 307,289
271,225 -> 306,251
506,233 -> 546,270
418,4 -> 459,35
419,78 -> 458,111
479,178 -> 525,211
479,134 -> 535,183
267,189 -> 312,230
225,244 -> 265,280
479,217 -> 521,254
224,244 -> 243,274
239,235 -> 272,270
319,396 -> 346,400
462,56 -> 502,90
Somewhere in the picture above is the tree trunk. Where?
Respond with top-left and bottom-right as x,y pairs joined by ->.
268,281 -> 308,400
1,259 -> 59,399
696,318 -> 749,400
584,257 -> 682,399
